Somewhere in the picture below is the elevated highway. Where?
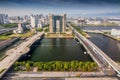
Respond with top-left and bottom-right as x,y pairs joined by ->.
0,32 -> 44,79
68,23 -> 120,75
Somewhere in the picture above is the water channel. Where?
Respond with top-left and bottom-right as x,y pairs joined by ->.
88,33 -> 120,61
83,26 -> 120,61
20,38 -> 92,62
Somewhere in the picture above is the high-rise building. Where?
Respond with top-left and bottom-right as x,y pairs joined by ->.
23,15 -> 28,22
0,14 -> 4,24
0,14 -> 9,24
37,19 -> 43,28
49,14 -> 66,33
16,16 -> 20,23
31,15 -> 37,28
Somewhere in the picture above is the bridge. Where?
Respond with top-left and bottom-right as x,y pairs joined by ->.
0,32 -> 44,79
83,30 -> 111,34
68,23 -> 120,76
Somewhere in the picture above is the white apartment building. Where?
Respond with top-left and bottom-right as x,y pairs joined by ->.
111,29 -> 120,37
13,23 -> 24,33
108,19 -> 120,26
86,20 -> 101,25
31,16 -> 37,28
37,19 -> 43,28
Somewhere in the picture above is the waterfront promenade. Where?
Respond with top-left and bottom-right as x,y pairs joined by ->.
0,32 -> 44,78
1,72 -> 118,80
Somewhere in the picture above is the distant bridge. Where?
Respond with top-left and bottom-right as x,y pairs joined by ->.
83,30 -> 111,34
68,23 -> 120,75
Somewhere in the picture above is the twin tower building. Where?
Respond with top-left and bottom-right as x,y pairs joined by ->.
49,14 -> 66,33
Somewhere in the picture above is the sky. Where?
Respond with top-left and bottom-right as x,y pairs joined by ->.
0,0 -> 120,17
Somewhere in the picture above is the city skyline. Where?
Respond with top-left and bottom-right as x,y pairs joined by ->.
0,0 -> 120,17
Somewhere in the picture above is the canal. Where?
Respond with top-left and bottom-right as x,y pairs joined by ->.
82,26 -> 120,61
88,33 -> 120,61
20,38 -> 92,62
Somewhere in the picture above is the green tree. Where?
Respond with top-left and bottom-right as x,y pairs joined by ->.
25,63 -> 30,71
14,67 -> 20,71
63,62 -> 69,71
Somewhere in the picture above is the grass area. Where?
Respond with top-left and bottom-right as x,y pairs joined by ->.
0,30 -> 34,40
0,32 -> 13,40
36,25 -> 49,32
69,23 -> 87,37
117,62 -> 120,65
116,38 -> 120,41
14,61 -> 98,72
0,23 -> 17,28
10,31 -> 34,39
0,36 -> 11,40
43,25 -> 49,32
45,33 -> 73,38
44,27 -> 49,32
36,28 -> 43,32
0,68 -> 6,74
0,55 -> 8,61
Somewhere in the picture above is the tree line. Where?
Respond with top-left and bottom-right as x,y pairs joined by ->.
14,61 -> 98,72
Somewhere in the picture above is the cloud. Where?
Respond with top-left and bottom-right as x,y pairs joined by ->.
0,0 -> 120,16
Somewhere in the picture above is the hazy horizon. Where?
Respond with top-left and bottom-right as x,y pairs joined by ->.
0,0 -> 120,17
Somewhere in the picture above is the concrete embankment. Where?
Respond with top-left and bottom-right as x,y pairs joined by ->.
85,30 -> 120,42
102,34 -> 120,42
45,36 -> 74,38
45,34 -> 74,38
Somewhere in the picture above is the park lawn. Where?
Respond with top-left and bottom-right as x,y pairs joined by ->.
0,36 -> 11,40
0,23 -> 17,28
10,31 -> 34,39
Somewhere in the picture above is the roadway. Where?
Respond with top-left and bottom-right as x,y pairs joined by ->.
1,72 -> 119,80
0,27 -> 17,34
67,23 -> 120,76
0,32 -> 44,78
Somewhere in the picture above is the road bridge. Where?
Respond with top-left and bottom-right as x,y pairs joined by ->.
0,32 -> 44,79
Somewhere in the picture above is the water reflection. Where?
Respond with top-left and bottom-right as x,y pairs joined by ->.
20,38 -> 92,62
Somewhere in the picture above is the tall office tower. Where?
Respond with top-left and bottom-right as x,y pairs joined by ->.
18,23 -> 24,32
0,14 -> 9,24
31,15 -> 37,28
16,16 -> 20,23
49,14 -> 66,33
23,15 -> 28,21
4,14 -> 9,24
0,14 -> 4,24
